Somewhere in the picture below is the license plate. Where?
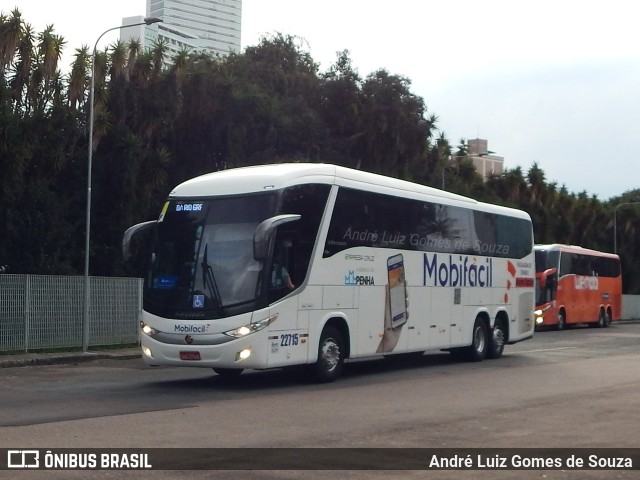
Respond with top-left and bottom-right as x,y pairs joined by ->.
180,351 -> 201,361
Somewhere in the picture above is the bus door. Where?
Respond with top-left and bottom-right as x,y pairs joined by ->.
267,234 -> 309,367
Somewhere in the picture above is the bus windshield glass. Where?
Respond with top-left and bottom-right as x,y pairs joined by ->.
534,248 -> 559,305
145,193 -> 278,319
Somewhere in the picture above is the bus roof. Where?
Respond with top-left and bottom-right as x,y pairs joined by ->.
534,244 -> 619,259
170,163 -> 530,220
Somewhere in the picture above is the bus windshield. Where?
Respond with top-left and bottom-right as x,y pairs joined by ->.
145,193 -> 278,319
534,248 -> 560,306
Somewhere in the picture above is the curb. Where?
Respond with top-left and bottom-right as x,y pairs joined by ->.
0,350 -> 142,368
2,321 -> 639,368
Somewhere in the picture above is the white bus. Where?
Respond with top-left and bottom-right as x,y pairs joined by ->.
124,163 -> 535,382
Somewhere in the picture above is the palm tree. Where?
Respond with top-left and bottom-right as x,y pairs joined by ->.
67,46 -> 89,111
0,8 -> 23,76
124,38 -> 141,82
130,50 -> 153,88
150,38 -> 169,77
109,40 -> 127,81
38,25 -> 64,85
169,48 -> 191,85
430,132 -> 452,189
502,167 -> 527,205
9,22 -> 34,115
553,185 -> 574,243
20,24 -> 66,113
527,163 -> 546,208
90,50 -> 110,151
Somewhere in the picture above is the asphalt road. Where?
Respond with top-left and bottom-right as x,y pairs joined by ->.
1,322 -> 639,480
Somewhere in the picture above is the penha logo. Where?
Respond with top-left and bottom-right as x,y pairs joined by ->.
344,270 -> 375,286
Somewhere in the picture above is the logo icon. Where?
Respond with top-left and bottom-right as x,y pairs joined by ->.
7,450 -> 40,469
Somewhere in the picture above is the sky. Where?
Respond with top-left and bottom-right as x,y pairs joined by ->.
5,0 -> 640,200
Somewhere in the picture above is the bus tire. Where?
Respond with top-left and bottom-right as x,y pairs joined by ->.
556,312 -> 566,331
596,310 -> 606,328
311,326 -> 345,383
213,368 -> 243,377
463,318 -> 488,362
604,311 -> 612,328
487,320 -> 506,359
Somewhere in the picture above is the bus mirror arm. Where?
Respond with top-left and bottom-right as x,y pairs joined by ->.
122,220 -> 157,262
253,214 -> 301,260
540,267 -> 557,288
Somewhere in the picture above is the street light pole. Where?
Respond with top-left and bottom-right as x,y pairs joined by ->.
83,17 -> 162,352
613,201 -> 640,255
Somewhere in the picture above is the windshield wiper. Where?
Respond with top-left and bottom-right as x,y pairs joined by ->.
201,244 -> 222,307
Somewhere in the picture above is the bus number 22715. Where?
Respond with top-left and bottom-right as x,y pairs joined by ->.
280,333 -> 299,346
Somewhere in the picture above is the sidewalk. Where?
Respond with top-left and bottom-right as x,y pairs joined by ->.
0,347 -> 141,368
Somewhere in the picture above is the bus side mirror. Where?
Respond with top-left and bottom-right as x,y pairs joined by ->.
253,214 -> 301,260
540,267 -> 557,288
122,220 -> 156,262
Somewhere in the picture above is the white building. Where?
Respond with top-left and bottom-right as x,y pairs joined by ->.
121,0 -> 242,60
466,138 -> 504,181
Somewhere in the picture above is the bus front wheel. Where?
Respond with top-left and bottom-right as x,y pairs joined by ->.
310,326 -> 345,383
556,312 -> 566,331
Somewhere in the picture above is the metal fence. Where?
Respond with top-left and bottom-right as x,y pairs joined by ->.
1,274 -> 638,353
0,275 -> 142,352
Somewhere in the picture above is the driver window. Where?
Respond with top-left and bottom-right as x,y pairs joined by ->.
270,235 -> 296,302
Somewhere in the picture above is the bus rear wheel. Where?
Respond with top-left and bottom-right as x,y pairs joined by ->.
595,310 -> 609,328
310,326 -> 345,383
487,320 -> 506,359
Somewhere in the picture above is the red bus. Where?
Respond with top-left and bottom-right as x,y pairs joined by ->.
534,244 -> 622,330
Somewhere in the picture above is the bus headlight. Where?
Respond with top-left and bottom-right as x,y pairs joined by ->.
224,314 -> 278,338
236,348 -> 252,361
140,321 -> 159,336
534,309 -> 543,324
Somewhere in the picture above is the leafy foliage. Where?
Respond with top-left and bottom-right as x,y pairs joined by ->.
1,11 -> 639,292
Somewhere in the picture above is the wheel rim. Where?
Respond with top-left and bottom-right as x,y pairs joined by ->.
474,326 -> 486,353
320,337 -> 340,372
